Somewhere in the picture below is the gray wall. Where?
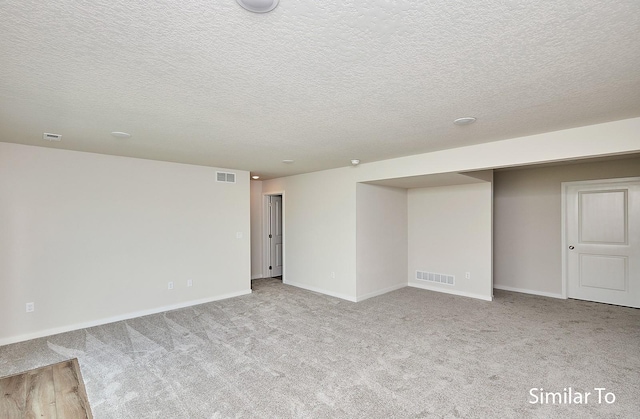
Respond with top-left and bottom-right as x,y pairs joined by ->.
408,182 -> 493,300
493,156 -> 640,296
250,180 -> 263,279
356,183 -> 408,300
263,168 -> 358,300
0,143 -> 251,345
260,119 -> 640,302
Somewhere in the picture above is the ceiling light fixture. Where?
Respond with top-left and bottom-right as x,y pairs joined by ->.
236,0 -> 279,13
351,159 -> 360,166
453,117 -> 477,126
111,131 -> 132,138
282,159 -> 294,164
252,175 -> 260,180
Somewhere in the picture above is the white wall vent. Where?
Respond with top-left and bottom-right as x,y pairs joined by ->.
216,171 -> 236,183
42,133 -> 62,141
416,270 -> 455,285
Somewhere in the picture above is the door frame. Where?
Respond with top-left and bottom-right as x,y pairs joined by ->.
262,191 -> 285,279
561,176 -> 640,299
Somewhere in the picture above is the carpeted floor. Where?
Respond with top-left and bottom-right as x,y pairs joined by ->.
1,278 -> 638,418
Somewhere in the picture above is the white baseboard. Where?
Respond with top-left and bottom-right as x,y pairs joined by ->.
283,279 -> 357,302
493,284 -> 564,299
0,289 -> 252,347
408,282 -> 493,301
356,283 -> 407,302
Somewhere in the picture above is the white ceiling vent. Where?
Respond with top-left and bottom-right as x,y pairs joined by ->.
216,171 -> 236,183
416,270 -> 455,286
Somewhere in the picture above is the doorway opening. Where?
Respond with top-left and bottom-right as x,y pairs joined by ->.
263,194 -> 283,280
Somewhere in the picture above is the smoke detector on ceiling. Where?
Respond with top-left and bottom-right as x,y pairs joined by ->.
236,0 -> 279,13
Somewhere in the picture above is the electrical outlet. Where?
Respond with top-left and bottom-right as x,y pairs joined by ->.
465,272 -> 471,279
330,272 -> 336,279
187,279 -> 193,287
168,281 -> 174,290
26,302 -> 34,313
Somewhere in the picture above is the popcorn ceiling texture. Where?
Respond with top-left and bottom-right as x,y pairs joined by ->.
1,1 -> 639,177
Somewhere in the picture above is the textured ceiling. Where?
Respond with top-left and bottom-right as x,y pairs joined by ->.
1,0 -> 639,179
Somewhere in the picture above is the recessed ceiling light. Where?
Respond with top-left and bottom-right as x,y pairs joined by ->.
252,175 -> 260,180
282,159 -> 294,164
351,159 -> 360,166
236,0 -> 279,13
111,131 -> 132,138
453,117 -> 477,126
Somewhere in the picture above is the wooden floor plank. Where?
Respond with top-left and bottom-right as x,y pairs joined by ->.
0,373 -> 27,418
52,360 -> 92,419
71,360 -> 93,419
2,359 -> 93,419
25,366 -> 57,419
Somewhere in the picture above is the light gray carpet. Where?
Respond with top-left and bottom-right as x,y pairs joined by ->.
1,279 -> 638,418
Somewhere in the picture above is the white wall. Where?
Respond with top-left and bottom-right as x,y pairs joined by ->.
250,180 -> 263,279
262,168 -> 358,300
493,156 -> 640,297
0,143 -> 251,345
258,118 -> 640,303
408,183 -> 493,300
356,184 -> 407,301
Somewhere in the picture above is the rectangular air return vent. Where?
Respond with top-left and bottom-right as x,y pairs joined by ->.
416,270 -> 455,286
216,171 -> 236,183
42,132 -> 62,141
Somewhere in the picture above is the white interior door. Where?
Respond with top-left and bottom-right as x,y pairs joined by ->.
565,178 -> 640,308
269,195 -> 283,277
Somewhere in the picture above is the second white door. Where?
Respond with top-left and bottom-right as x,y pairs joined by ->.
565,178 -> 640,308
268,195 -> 283,277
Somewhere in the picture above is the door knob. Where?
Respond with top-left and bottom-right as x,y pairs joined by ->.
569,246 -> 575,250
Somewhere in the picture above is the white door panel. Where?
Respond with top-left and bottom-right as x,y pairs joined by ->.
579,190 -> 627,243
579,254 -> 627,291
566,178 -> 639,308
